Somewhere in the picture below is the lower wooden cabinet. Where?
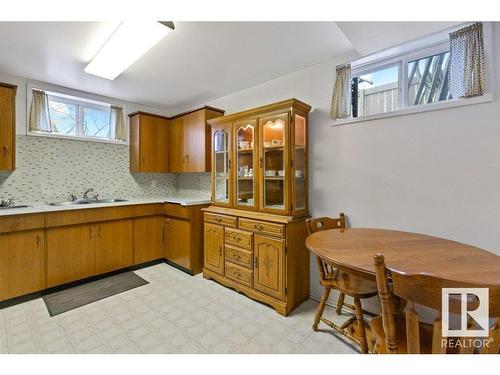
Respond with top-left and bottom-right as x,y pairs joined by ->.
204,222 -> 224,275
96,219 -> 134,274
254,235 -> 285,301
164,217 -> 191,270
47,224 -> 96,287
203,207 -> 310,316
0,230 -> 44,300
134,216 -> 165,264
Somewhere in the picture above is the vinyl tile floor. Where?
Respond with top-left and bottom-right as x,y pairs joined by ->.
0,263 -> 358,354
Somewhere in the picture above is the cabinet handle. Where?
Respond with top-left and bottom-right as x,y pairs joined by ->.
36,234 -> 40,247
2,146 -> 7,157
254,224 -> 264,231
254,256 -> 258,268
89,227 -> 93,239
233,253 -> 241,259
219,246 -> 222,256
259,157 -> 263,168
98,225 -> 101,239
185,154 -> 190,163
215,216 -> 222,223
228,159 -> 232,169
162,226 -> 165,244
234,272 -> 241,278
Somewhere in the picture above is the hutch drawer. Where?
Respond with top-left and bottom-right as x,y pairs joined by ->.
225,228 -> 253,250
238,218 -> 285,238
225,262 -> 253,288
204,212 -> 237,227
225,245 -> 253,269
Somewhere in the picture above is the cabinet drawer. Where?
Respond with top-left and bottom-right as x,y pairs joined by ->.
225,228 -> 253,250
225,245 -> 253,269
238,218 -> 285,238
225,262 -> 253,288
204,212 -> 237,227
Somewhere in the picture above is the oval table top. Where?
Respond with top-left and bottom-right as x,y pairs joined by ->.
305,228 -> 500,286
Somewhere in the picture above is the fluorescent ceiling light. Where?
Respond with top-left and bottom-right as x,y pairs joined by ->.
85,21 -> 173,80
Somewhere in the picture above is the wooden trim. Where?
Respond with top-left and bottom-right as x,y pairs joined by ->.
0,82 -> 18,93
207,99 -> 312,125
127,105 -> 225,120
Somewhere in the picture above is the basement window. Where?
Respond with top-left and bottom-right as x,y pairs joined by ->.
27,82 -> 127,144
335,22 -> 493,125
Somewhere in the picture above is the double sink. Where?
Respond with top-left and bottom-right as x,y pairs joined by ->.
48,198 -> 127,206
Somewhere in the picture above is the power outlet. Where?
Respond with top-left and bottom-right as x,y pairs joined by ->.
151,180 -> 157,188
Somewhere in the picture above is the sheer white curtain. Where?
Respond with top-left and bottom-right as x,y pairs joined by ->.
111,106 -> 126,141
330,63 -> 352,120
29,89 -> 52,132
449,22 -> 485,99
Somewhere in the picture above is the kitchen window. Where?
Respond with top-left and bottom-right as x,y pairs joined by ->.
27,83 -> 127,143
335,22 -> 493,125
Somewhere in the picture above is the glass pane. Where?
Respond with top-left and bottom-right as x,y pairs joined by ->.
262,118 -> 285,210
236,122 -> 255,207
214,129 -> 229,203
293,115 -> 306,211
48,99 -> 77,135
408,51 -> 451,106
83,106 -> 111,138
352,65 -> 399,117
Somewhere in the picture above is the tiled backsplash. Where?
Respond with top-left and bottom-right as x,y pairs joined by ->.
0,135 -> 211,203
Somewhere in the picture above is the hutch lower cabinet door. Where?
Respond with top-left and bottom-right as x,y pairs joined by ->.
203,223 -> 224,275
253,235 -> 285,301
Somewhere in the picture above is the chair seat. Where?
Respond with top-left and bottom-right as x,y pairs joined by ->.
322,270 -> 378,298
371,316 -> 433,354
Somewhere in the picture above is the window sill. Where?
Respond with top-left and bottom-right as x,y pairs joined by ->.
26,131 -> 128,145
331,93 -> 494,127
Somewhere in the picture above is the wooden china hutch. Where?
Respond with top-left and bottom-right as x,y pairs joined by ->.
202,99 -> 311,316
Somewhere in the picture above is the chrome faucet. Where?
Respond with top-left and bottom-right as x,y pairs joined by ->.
0,198 -> 14,207
83,188 -> 94,199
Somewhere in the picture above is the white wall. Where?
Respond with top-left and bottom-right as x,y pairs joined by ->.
203,25 -> 500,302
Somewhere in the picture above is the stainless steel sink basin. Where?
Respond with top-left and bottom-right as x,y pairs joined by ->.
48,198 -> 127,206
93,198 -> 128,203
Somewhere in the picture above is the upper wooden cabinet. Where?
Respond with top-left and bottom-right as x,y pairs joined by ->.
129,106 -> 224,174
169,107 -> 224,173
0,82 -> 17,171
208,99 -> 311,218
129,112 -> 169,173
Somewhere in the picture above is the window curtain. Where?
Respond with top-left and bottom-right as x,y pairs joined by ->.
449,22 -> 485,99
330,63 -> 352,120
29,89 -> 52,132
111,106 -> 126,141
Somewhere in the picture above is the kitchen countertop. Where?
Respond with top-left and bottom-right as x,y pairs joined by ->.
0,196 -> 211,217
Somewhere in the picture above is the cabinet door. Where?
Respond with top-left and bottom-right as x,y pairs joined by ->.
0,85 -> 15,171
259,113 -> 290,215
291,113 -> 308,216
168,117 -> 185,172
211,123 -> 233,206
0,230 -> 44,301
234,118 -> 258,210
96,219 -> 134,274
139,115 -> 169,172
165,217 -> 191,270
134,216 -> 165,264
184,110 -> 208,172
47,225 -> 96,287
203,223 -> 224,275
254,235 -> 285,300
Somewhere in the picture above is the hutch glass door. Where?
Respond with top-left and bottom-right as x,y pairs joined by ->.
235,119 -> 257,209
292,114 -> 307,213
213,127 -> 231,204
260,113 -> 288,213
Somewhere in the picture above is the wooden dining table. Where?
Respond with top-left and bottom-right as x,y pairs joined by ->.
305,228 -> 500,286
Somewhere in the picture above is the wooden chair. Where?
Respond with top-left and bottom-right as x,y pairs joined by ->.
306,213 -> 378,353
372,253 -> 500,354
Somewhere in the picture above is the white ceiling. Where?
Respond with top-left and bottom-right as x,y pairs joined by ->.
0,22 -> 459,111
